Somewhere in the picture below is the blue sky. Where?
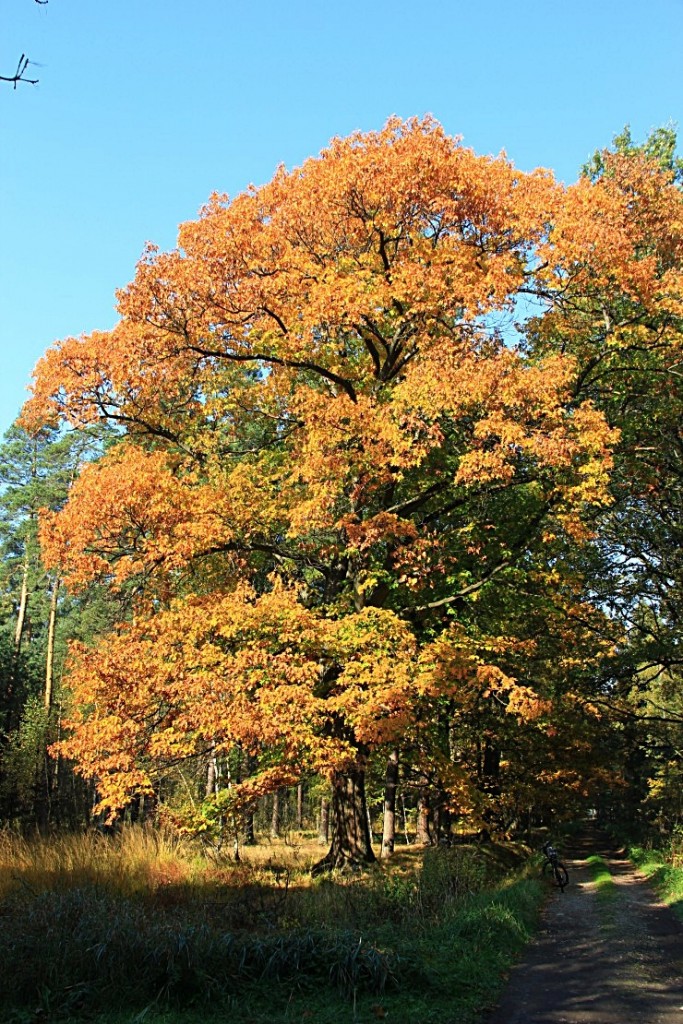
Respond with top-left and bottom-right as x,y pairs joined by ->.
1,0 -> 682,438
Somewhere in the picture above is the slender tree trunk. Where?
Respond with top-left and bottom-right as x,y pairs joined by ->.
318,795 -> 330,844
271,789 -> 281,838
312,768 -> 376,873
44,576 -> 59,711
296,781 -> 304,829
13,556 -> 29,656
381,748 -> 399,858
5,552 -> 30,732
479,737 -> 501,838
401,792 -> 411,845
416,780 -> 432,845
243,806 -> 256,845
242,749 -> 257,845
230,745 -> 242,862
205,751 -> 218,799
36,571 -> 64,828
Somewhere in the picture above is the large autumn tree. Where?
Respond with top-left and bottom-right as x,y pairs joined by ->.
24,117 -> 632,867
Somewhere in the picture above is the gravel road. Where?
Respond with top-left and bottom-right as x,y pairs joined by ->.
486,828 -> 683,1024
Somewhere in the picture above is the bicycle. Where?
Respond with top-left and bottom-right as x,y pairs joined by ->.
541,840 -> 569,892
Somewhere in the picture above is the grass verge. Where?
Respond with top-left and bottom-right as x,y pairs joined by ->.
0,828 -> 543,1024
628,846 -> 683,921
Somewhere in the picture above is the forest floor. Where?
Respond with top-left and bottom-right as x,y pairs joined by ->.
485,826 -> 683,1024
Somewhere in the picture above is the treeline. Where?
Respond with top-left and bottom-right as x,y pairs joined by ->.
0,424 -> 118,827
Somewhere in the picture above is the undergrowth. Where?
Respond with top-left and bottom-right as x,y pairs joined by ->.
0,827 -> 542,1023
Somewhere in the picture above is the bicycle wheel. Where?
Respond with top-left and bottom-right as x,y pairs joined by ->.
542,859 -> 555,878
553,863 -> 569,890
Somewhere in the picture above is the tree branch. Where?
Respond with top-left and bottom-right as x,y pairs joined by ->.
3,3 -> 48,88
411,559 -> 511,613
186,343 -> 358,403
1,54 -> 38,88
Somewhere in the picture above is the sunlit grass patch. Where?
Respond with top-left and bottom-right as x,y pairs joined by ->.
586,854 -> 616,901
0,825 -> 199,898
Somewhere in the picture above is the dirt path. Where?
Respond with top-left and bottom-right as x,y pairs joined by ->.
486,827 -> 683,1023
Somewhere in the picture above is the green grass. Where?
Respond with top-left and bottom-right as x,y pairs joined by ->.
585,854 -> 617,902
629,845 -> 683,920
3,878 -> 542,1024
0,828 -> 544,1023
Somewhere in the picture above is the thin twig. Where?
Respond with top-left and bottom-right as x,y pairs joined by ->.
1,54 -> 39,88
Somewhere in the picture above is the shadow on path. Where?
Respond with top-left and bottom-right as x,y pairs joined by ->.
485,827 -> 683,1024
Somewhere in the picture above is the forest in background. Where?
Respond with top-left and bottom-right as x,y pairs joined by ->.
2,120 -> 683,869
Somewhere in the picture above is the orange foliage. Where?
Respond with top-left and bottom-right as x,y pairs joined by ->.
23,116 -> 664,818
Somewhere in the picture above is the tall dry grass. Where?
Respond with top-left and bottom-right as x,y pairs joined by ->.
0,825 -> 193,898
0,827 -> 541,1021
0,824 -> 328,899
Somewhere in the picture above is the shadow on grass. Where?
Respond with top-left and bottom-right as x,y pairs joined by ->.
0,838 -> 543,1022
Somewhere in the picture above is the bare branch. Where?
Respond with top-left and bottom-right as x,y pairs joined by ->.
1,54 -> 39,88
2,2 -> 49,87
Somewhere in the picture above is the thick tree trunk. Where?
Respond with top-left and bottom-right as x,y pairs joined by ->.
381,748 -> 399,858
312,768 -> 376,873
482,738 -> 501,796
44,576 -> 59,711
435,793 -> 452,843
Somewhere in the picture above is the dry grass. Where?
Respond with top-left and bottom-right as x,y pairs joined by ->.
0,825 -> 197,898
0,826 -> 314,889
0,827 -> 542,1021
0,824 -> 433,901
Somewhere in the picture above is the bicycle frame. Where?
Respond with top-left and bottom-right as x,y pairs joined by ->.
541,841 -> 569,892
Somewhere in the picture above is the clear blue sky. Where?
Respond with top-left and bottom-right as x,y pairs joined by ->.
1,0 -> 681,437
